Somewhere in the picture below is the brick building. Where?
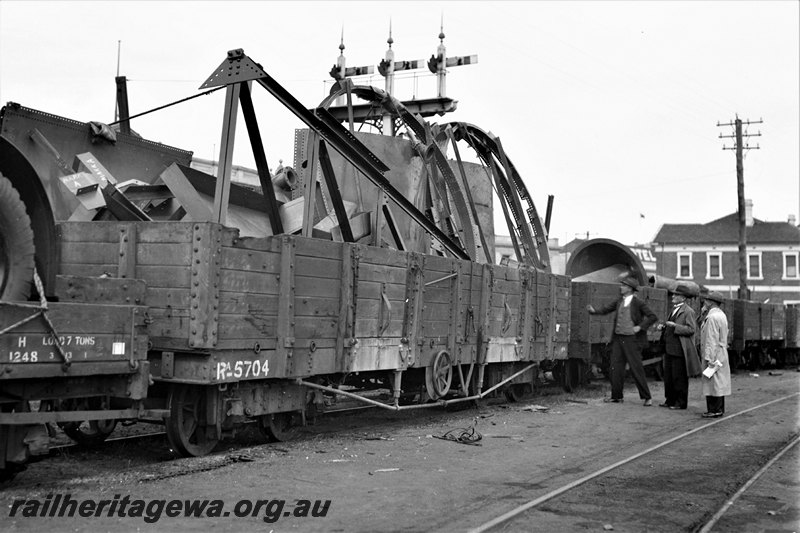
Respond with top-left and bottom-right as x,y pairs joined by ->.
652,200 -> 800,305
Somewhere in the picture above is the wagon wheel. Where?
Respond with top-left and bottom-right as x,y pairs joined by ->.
61,419 -> 117,447
166,384 -> 219,457
0,402 -> 26,484
562,359 -> 584,393
425,350 -> 453,400
258,412 -> 300,442
58,397 -> 117,447
504,383 -> 530,402
0,173 -> 35,301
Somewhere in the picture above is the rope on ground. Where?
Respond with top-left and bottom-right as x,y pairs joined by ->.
433,417 -> 482,446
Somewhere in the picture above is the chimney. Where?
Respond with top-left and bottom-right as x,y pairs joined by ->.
745,199 -> 753,227
789,214 -> 797,226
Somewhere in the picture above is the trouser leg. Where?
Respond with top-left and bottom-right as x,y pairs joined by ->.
672,355 -> 688,408
662,355 -> 674,405
712,396 -> 725,413
622,336 -> 651,400
707,396 -> 724,414
609,337 -> 626,399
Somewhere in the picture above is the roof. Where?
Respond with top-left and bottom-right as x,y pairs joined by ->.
653,213 -> 800,245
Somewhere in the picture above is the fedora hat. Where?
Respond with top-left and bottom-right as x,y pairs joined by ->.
671,283 -> 694,298
619,275 -> 639,291
703,291 -> 725,304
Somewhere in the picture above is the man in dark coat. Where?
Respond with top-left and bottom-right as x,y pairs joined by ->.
657,283 -> 702,410
587,275 -> 658,405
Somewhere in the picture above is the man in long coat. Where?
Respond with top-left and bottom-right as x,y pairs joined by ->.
658,283 -> 702,410
700,291 -> 731,418
587,275 -> 657,405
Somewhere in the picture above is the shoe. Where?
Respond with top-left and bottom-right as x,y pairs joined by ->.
702,412 -> 723,418
659,402 -> 672,408
643,399 -> 653,406
603,397 -> 623,403
668,405 -> 686,410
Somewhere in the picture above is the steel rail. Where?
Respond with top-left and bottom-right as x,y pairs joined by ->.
48,431 -> 167,454
468,391 -> 800,533
698,433 -> 800,533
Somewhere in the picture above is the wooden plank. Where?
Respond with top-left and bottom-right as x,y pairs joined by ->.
139,266 -> 191,288
60,242 -> 118,264
294,233 -> 343,260
59,241 -> 193,267
356,244 -> 409,267
295,276 -> 343,299
55,275 -> 147,305
217,315 -> 278,339
138,242 -> 193,266
221,247 -> 281,273
421,286 -> 452,304
356,280 -> 406,301
424,254 -> 455,272
492,279 -> 522,295
354,318 -> 404,338
420,319 -> 453,338
231,236 -> 281,253
58,264 -> 115,278
294,256 -> 343,279
220,270 -> 280,295
357,263 -> 408,284
0,302 -> 147,333
58,221 -> 193,244
491,293 -> 522,309
146,288 -> 191,309
220,293 -> 340,318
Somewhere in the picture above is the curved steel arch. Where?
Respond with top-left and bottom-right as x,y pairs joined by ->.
318,85 -> 549,270
446,122 -> 550,271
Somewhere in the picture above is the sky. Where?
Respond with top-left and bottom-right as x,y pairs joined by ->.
1,0 -> 798,247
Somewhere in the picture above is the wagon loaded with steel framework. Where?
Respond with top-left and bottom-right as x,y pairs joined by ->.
0,49 -> 570,474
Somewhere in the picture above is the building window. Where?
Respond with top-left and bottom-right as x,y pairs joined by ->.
747,252 -> 762,279
677,253 -> 692,278
706,252 -> 722,279
785,252 -> 799,280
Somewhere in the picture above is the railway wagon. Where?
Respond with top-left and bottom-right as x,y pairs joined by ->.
786,305 -> 800,355
732,299 -> 789,369
0,48 -> 570,470
565,238 -> 669,386
0,103 -> 180,479
0,280 -> 151,481
564,235 -> 800,379
56,221 -> 570,455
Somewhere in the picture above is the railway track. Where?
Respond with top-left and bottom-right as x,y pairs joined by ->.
469,391 -> 800,533
42,379 -> 568,458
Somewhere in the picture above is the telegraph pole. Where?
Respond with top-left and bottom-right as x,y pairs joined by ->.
717,115 -> 762,300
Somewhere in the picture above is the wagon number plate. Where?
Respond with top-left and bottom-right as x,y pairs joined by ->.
215,360 -> 270,380
5,335 -> 106,363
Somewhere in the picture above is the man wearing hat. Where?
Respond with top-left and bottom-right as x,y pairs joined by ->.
587,275 -> 658,405
657,283 -> 702,410
699,291 -> 731,418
